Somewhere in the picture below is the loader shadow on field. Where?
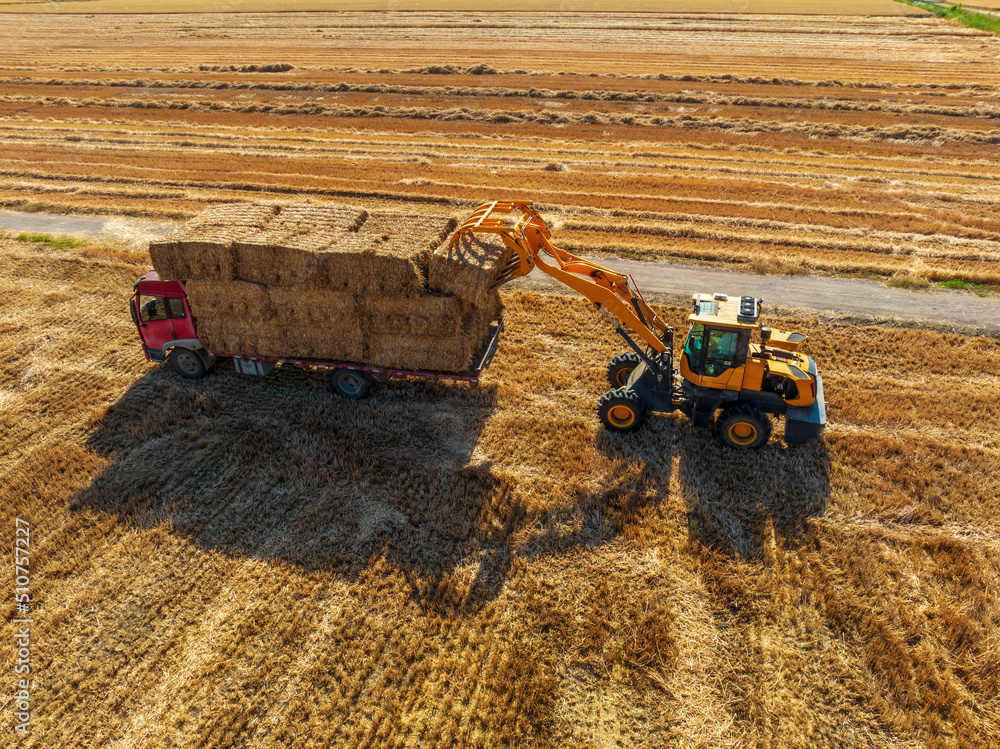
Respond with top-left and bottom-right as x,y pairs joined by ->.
595,414 -> 832,561
72,362 -> 520,609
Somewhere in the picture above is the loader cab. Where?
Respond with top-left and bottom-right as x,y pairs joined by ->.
679,294 -> 757,391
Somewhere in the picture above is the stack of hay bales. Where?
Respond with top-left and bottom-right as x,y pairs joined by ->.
149,202 -> 514,371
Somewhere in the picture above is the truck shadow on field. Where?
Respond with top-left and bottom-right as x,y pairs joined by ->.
72,362 -> 519,610
591,414 -> 832,561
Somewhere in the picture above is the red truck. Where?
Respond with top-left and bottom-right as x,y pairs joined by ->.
129,270 -> 504,398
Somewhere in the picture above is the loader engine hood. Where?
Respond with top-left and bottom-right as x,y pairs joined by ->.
763,328 -> 807,351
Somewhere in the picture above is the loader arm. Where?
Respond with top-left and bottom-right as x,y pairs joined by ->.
452,201 -> 671,353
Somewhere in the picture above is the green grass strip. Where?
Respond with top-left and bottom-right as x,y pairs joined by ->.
897,0 -> 1000,35
15,232 -> 84,249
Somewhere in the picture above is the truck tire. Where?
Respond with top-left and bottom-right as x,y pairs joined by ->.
330,368 -> 373,399
717,404 -> 771,449
607,352 -> 641,388
598,388 -> 646,432
169,348 -> 207,380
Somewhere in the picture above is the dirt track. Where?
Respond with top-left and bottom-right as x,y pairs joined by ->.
3,208 -> 997,334
515,257 -> 1000,333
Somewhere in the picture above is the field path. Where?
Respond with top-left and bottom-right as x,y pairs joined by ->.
0,208 -> 178,248
3,208 -> 998,333
514,257 -> 1000,333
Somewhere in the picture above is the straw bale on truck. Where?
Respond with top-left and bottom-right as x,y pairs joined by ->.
430,229 -> 514,303
148,202 -> 511,371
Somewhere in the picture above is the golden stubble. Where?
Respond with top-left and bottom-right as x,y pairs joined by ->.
1,236 -> 998,746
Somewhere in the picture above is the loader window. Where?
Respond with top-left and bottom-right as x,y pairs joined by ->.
685,325 -> 741,378
704,329 -> 739,377
139,295 -> 187,322
683,323 -> 706,371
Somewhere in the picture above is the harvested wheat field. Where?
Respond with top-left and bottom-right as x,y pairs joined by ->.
3,6 -> 1000,748
2,229 -> 1000,747
1,9 -> 1000,289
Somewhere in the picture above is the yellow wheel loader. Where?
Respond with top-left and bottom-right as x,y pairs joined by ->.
455,201 -> 826,448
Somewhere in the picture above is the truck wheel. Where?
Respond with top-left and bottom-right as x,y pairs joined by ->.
717,405 -> 771,449
607,352 -> 641,388
169,348 -> 207,380
330,368 -> 373,399
598,388 -> 646,432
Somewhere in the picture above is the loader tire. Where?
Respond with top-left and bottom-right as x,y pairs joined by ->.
607,352 -> 642,388
170,348 -> 207,380
598,388 -> 646,433
717,404 -> 771,449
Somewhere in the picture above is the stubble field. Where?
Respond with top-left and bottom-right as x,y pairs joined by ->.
3,7 -> 1000,749
1,226 -> 1000,747
1,10 -> 1000,287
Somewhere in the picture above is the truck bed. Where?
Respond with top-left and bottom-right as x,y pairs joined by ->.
213,318 -> 505,385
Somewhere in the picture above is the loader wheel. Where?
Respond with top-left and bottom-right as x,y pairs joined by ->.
607,352 -> 641,388
330,368 -> 373,399
598,388 -> 646,433
717,405 -> 771,449
169,348 -> 207,380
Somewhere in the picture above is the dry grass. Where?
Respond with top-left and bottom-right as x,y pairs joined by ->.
0,12 -> 997,289
1,236 -> 1000,747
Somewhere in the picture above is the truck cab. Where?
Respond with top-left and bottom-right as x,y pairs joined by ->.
131,271 -> 212,377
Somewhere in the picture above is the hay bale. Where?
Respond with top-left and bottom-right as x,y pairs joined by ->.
231,231 -> 325,287
189,203 -> 279,229
428,230 -> 513,303
195,314 -> 365,362
185,280 -> 272,319
462,288 -> 503,344
226,209 -> 449,294
268,286 -> 359,326
317,248 -> 427,296
188,313 -> 248,354
253,322 -> 365,362
358,293 -> 464,337
318,214 -> 458,296
359,214 -> 457,253
366,331 -> 475,372
273,204 -> 368,232
149,228 -> 236,282
364,291 -> 502,372
158,203 -> 457,295
192,312 -> 270,345
154,202 -> 505,371
228,205 -> 369,287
